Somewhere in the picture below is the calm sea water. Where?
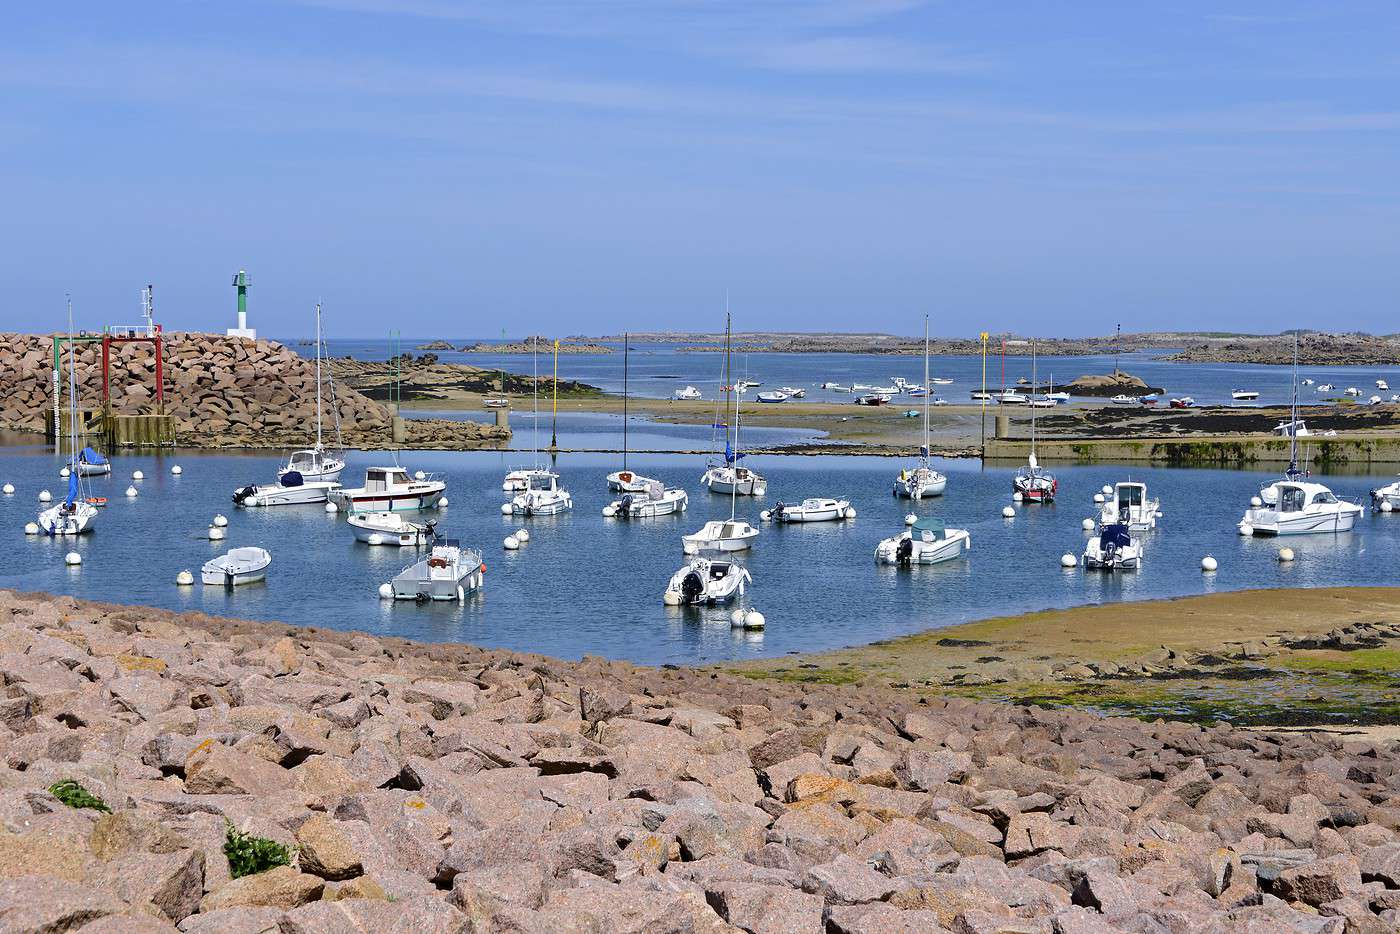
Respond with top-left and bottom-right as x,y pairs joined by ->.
3,439 -> 1396,665
314,338 -> 1400,410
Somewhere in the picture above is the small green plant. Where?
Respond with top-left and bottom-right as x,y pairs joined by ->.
223,822 -> 295,879
49,779 -> 111,813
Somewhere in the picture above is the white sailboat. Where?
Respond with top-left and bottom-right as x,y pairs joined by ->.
508,340 -> 572,516
1012,344 -> 1057,503
701,314 -> 766,496
277,303 -> 345,483
894,314 -> 947,500
38,300 -> 99,537
688,311 -> 760,552
607,334 -> 659,493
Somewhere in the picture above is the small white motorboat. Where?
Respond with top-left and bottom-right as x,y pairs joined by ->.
1344,387 -> 1361,397
1379,380 -> 1390,391
1082,523 -> 1142,570
1241,481 -> 1362,536
662,557 -> 750,606
1169,397 -> 1194,408
278,448 -> 345,484
1273,419 -> 1310,437
607,469 -> 657,493
202,547 -> 271,588
349,511 -> 436,546
701,464 -> 766,496
875,517 -> 970,565
1099,481 -> 1159,532
756,391 -> 788,404
872,385 -> 900,395
1370,395 -> 1384,405
1371,475 -> 1400,510
1317,383 -> 1335,392
1109,394 -> 1139,405
672,385 -> 702,401
930,377 -> 954,386
503,467 -> 546,492
894,465 -> 946,499
767,498 -> 853,523
969,391 -> 993,402
1302,378 -> 1315,386
233,471 -> 341,507
852,383 -> 873,391
331,466 -> 445,512
482,397 -> 509,409
854,393 -> 891,406
997,391 -> 1028,404
390,541 -> 484,601
828,384 -> 851,393
1046,390 -> 1070,402
682,519 -> 758,552
610,481 -> 688,518
509,471 -> 573,516
778,386 -> 805,398
1232,389 -> 1260,401
1028,397 -> 1058,408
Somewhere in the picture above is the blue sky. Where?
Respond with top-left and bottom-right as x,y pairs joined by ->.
1,1 -> 1396,337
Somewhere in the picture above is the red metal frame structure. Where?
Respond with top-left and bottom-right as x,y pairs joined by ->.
101,325 -> 165,414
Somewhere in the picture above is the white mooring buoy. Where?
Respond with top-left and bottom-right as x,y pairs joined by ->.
1279,547 -> 1295,562
60,467 -> 70,478
1202,555 -> 1218,572
437,497 -> 449,508
663,591 -> 681,606
379,583 -> 394,599
516,529 -> 529,543
208,526 -> 225,541
64,552 -> 81,566
132,470 -> 144,480
171,465 -> 182,475
1238,523 -> 1253,537
212,514 -> 228,527
904,514 -> 917,526
325,502 -> 338,513
1082,518 -> 1095,531
503,535 -> 520,550
125,486 -> 138,498
176,570 -> 194,585
1102,484 -> 1112,495
38,490 -> 52,503
602,505 -> 617,518
500,503 -> 513,515
1061,553 -> 1077,568
743,610 -> 766,630
1002,506 -> 1015,518
1383,501 -> 1395,513
23,522 -> 38,535
2,483 -> 13,495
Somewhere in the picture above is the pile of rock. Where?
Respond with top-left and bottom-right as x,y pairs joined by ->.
0,332 -> 391,446
3,586 -> 1400,932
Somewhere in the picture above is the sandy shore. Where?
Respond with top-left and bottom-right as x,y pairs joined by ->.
731,587 -> 1400,728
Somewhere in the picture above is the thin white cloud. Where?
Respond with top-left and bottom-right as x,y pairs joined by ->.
746,36 -> 988,74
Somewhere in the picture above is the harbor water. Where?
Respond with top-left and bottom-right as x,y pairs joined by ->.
3,439 -> 1396,666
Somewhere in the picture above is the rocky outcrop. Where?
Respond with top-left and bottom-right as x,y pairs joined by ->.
1163,333 -> 1400,366
330,355 -> 601,401
0,333 -> 509,449
1061,372 -> 1164,397
460,335 -> 613,354
4,587 -> 1400,932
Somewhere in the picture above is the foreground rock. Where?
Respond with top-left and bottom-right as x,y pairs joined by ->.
3,587 -> 1400,932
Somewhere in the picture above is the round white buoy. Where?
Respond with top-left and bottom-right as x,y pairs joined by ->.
1061,553 -> 1077,568
1202,555 -> 1218,572
504,535 -> 520,550
1384,501 -> 1395,513
1012,491 -> 1023,502
23,522 -> 38,535
1250,496 -> 1263,508
500,502 -> 513,515
1238,522 -> 1253,537
176,570 -> 194,586
64,552 -> 81,566
1279,547 -> 1295,562
367,533 -> 384,546
38,490 -> 51,503
760,510 -> 771,521
132,470 -> 144,480
743,610 -> 766,630
602,505 -> 617,518
1002,506 -> 1015,518
437,497 -> 449,508
125,486 -> 138,498
1082,518 -> 1096,531
414,470 -> 426,480
171,465 -> 182,475
844,505 -> 857,518
325,502 -> 338,513
516,529 -> 529,543
1102,484 -> 1112,495
212,514 -> 228,527
730,608 -> 746,627
904,514 -> 917,526
60,466 -> 70,478
683,541 -> 698,556
1093,493 -> 1104,504
663,590 -> 681,606
208,526 -> 225,540
379,583 -> 393,599
2,483 -> 13,495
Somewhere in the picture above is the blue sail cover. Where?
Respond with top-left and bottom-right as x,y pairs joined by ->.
65,470 -> 79,506
724,440 -> 746,464
80,447 -> 107,466
280,470 -> 305,488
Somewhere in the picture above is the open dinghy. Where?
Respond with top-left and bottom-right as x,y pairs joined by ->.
202,547 -> 271,588
349,512 -> 435,546
390,541 -> 484,602
609,481 -> 688,518
663,557 -> 751,606
767,498 -> 853,523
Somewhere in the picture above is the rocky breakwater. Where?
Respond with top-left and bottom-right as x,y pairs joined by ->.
4,590 -> 1400,931
0,333 -> 508,449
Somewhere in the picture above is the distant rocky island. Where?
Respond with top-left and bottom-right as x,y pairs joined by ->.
460,336 -> 612,354
1160,332 -> 1400,366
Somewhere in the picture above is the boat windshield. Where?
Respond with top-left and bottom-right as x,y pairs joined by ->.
1280,487 -> 1306,512
1118,486 -> 1143,508
528,475 -> 554,491
1313,490 -> 1338,505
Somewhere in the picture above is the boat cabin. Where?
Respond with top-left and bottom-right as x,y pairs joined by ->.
914,518 -> 946,543
364,467 -> 413,492
1115,482 -> 1146,512
527,473 -> 558,492
1274,482 -> 1339,513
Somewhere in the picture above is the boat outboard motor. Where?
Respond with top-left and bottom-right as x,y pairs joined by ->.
232,485 -> 257,505
772,502 -> 786,522
896,536 -> 914,565
1099,523 -> 1131,568
680,570 -> 705,605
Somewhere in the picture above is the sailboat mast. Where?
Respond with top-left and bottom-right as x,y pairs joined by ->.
1290,332 -> 1300,468
66,297 -> 78,464
1030,342 -> 1038,457
315,302 -> 323,451
622,333 -> 628,471
922,314 -> 930,460
550,339 -> 559,450
531,336 -> 539,463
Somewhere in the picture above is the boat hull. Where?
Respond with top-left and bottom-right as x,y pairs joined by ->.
617,490 -> 687,517
702,469 -> 767,497
875,530 -> 970,565
510,491 -> 573,516
391,567 -> 483,601
894,473 -> 946,499
37,502 -> 98,536
1241,507 -> 1360,536
330,485 -> 445,512
773,501 -> 850,523
237,481 -> 340,507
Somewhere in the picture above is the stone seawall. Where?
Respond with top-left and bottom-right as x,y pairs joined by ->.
0,333 -> 509,449
2,587 -> 1400,931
